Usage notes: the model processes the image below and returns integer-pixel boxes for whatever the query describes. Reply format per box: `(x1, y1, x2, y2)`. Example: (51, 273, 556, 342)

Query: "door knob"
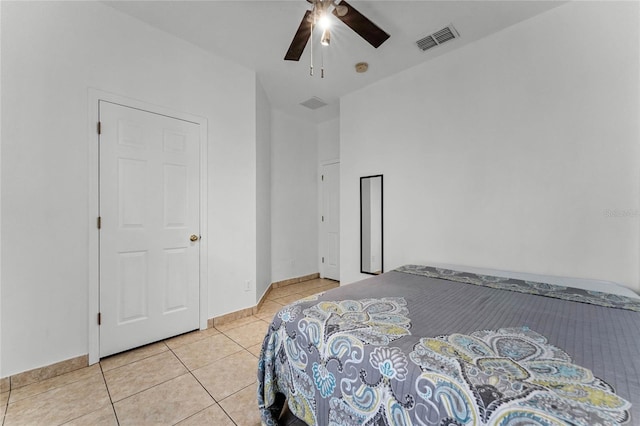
(190, 234, 199, 242)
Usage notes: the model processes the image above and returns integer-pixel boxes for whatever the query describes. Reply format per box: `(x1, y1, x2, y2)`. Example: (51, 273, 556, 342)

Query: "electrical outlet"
(245, 280, 251, 292)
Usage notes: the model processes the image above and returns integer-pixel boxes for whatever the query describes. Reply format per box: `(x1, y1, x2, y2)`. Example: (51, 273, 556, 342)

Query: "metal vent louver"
(300, 97, 328, 110)
(416, 25, 459, 52)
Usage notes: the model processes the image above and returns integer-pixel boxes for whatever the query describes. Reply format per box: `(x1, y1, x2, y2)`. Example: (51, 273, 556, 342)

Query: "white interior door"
(99, 101, 200, 357)
(321, 162, 340, 281)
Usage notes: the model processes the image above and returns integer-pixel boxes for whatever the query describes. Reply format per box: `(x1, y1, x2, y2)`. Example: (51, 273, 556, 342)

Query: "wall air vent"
(300, 97, 328, 110)
(416, 25, 459, 52)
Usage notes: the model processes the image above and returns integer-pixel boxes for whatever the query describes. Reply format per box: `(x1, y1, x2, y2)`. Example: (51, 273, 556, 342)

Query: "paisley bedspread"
(257, 267, 638, 425)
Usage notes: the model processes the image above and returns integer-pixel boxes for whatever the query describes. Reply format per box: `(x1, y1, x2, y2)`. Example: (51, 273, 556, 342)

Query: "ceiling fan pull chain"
(321, 43, 325, 78)
(310, 20, 314, 76)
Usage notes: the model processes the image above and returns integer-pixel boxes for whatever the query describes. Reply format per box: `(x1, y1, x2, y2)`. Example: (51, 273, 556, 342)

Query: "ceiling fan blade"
(285, 10, 313, 61)
(332, 0, 389, 48)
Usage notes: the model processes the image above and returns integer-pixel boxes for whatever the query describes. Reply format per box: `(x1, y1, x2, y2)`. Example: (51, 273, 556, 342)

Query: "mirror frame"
(360, 174, 383, 275)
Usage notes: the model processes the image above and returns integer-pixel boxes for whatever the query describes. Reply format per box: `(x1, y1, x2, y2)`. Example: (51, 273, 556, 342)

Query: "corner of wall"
(255, 78, 272, 302)
(0, 0, 3, 379)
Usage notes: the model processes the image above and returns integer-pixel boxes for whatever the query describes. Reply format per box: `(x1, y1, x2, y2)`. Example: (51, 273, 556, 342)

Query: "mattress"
(258, 265, 640, 425)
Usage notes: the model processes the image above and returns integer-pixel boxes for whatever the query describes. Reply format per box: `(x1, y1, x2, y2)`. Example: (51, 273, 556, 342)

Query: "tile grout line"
(166, 345, 238, 426)
(215, 315, 272, 333)
(4, 368, 113, 425)
(102, 366, 193, 409)
(100, 342, 171, 374)
(31, 364, 118, 426)
(7, 366, 107, 406)
(1, 389, 7, 426)
(167, 325, 275, 424)
(99, 362, 121, 426)
(164, 328, 225, 352)
(217, 381, 261, 424)
(168, 338, 249, 373)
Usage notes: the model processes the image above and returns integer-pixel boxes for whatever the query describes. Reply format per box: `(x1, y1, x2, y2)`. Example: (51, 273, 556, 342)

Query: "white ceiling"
(105, 0, 564, 123)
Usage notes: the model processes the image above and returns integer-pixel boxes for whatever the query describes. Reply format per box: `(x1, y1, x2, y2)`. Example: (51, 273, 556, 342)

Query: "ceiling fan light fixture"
(285, 0, 389, 64)
(318, 12, 331, 29)
(334, 3, 348, 17)
(321, 28, 331, 46)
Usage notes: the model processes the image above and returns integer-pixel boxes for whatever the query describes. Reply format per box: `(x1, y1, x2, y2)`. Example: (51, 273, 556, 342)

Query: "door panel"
(118, 251, 148, 324)
(164, 164, 188, 227)
(118, 158, 147, 228)
(164, 248, 189, 313)
(99, 101, 200, 357)
(327, 232, 339, 269)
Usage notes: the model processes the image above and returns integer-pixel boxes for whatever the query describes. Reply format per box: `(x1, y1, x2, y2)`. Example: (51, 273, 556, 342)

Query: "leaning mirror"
(360, 175, 383, 275)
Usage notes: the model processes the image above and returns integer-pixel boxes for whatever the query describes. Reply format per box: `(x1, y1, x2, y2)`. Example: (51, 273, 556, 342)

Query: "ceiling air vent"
(300, 97, 328, 110)
(416, 25, 459, 52)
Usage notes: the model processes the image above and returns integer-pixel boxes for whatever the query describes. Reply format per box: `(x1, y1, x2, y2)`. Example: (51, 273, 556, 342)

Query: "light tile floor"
(1, 278, 339, 426)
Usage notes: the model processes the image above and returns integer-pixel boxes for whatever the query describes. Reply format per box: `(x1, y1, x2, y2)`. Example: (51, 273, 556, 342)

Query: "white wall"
(256, 80, 272, 301)
(318, 118, 340, 163)
(341, 1, 640, 292)
(1, 1, 258, 377)
(0, 0, 3, 379)
(271, 110, 319, 282)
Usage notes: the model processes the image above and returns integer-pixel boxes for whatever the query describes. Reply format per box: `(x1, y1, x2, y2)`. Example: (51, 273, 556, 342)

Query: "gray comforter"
(258, 266, 640, 425)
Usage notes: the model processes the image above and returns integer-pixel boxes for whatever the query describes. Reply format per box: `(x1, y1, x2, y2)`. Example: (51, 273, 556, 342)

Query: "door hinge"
(322, 257, 325, 263)
(97, 121, 102, 135)
(97, 216, 102, 229)
(98, 312, 102, 325)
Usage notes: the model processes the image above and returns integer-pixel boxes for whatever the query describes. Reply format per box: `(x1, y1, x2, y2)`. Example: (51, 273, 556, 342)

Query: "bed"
(258, 264, 640, 425)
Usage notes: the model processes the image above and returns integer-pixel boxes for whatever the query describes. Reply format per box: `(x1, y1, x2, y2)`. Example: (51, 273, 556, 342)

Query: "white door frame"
(319, 159, 340, 279)
(87, 89, 208, 364)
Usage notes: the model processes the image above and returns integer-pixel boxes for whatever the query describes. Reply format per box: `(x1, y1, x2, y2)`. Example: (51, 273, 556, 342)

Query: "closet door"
(321, 162, 340, 281)
(99, 101, 200, 357)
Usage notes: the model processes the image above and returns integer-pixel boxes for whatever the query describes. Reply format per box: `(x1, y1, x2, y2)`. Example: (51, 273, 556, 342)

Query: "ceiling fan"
(284, 0, 390, 62)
